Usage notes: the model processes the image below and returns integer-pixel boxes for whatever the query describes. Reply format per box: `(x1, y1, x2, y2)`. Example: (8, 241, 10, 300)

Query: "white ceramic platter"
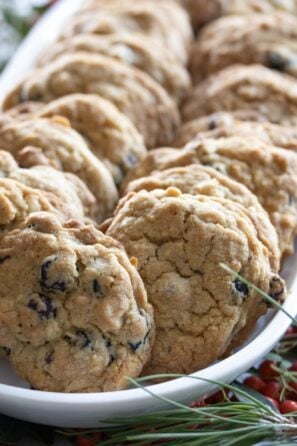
(0, 0, 297, 429)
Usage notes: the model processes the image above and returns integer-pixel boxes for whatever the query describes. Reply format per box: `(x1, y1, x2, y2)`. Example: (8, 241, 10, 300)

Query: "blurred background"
(0, 0, 56, 72)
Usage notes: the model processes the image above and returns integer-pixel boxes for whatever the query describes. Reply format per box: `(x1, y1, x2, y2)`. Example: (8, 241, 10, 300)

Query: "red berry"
(262, 381, 281, 400)
(289, 361, 297, 372)
(259, 360, 279, 380)
(244, 376, 265, 392)
(285, 326, 294, 336)
(76, 436, 97, 446)
(205, 390, 226, 404)
(280, 400, 297, 414)
(265, 397, 280, 410)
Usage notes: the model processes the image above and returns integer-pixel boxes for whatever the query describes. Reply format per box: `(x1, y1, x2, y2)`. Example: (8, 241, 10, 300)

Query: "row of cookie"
(3, 0, 194, 152)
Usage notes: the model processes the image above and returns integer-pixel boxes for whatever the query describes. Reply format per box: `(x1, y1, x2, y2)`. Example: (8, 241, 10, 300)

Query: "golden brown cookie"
(124, 164, 280, 271)
(0, 116, 118, 222)
(71, 1, 193, 64)
(123, 136, 297, 259)
(182, 65, 297, 126)
(0, 151, 96, 222)
(221, 0, 297, 16)
(84, 0, 222, 30)
(38, 34, 191, 102)
(0, 212, 154, 392)
(190, 13, 297, 84)
(3, 53, 180, 149)
(106, 188, 284, 375)
(0, 178, 77, 231)
(174, 111, 297, 149)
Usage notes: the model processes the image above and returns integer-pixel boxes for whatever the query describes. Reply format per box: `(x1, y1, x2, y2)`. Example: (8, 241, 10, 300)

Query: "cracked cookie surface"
(0, 151, 96, 222)
(122, 136, 297, 259)
(106, 188, 284, 375)
(190, 13, 297, 84)
(182, 65, 297, 126)
(39, 34, 191, 103)
(0, 212, 154, 392)
(3, 54, 180, 149)
(0, 116, 118, 221)
(0, 178, 77, 232)
(123, 164, 280, 271)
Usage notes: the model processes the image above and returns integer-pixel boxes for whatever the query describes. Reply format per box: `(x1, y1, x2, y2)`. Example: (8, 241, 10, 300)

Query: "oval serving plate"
(0, 0, 296, 429)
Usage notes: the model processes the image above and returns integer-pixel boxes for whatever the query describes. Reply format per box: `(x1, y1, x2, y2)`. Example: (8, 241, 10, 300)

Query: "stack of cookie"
(0, 0, 293, 392)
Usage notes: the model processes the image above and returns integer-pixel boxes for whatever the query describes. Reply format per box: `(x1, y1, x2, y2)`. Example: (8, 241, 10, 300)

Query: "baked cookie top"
(38, 34, 191, 103)
(124, 164, 280, 271)
(190, 13, 297, 83)
(0, 116, 118, 222)
(0, 150, 96, 222)
(3, 53, 180, 149)
(0, 178, 77, 231)
(174, 111, 297, 149)
(106, 188, 284, 375)
(35, 94, 147, 184)
(0, 212, 154, 392)
(70, 0, 193, 64)
(221, 0, 297, 16)
(123, 136, 297, 258)
(182, 64, 297, 126)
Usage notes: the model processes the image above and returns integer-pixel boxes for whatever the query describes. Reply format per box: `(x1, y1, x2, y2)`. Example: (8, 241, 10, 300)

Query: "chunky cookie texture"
(68, 1, 193, 64)
(0, 151, 96, 222)
(34, 94, 147, 184)
(3, 53, 180, 149)
(124, 164, 280, 271)
(39, 34, 191, 103)
(221, 0, 297, 16)
(0, 178, 77, 231)
(181, 65, 297, 126)
(174, 112, 297, 149)
(190, 13, 297, 84)
(0, 213, 154, 392)
(0, 116, 118, 222)
(106, 189, 285, 375)
(123, 136, 297, 259)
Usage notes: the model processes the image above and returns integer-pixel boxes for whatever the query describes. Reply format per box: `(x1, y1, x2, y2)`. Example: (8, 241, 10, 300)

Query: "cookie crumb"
(165, 187, 182, 197)
(51, 115, 71, 128)
(130, 257, 138, 268)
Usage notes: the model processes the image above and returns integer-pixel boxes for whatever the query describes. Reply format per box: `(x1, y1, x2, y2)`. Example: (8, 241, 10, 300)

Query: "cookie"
(0, 178, 77, 231)
(106, 188, 284, 375)
(36, 94, 146, 184)
(174, 112, 297, 149)
(38, 34, 191, 103)
(124, 164, 280, 271)
(0, 212, 154, 392)
(0, 150, 96, 222)
(123, 136, 297, 258)
(182, 65, 297, 126)
(221, 0, 297, 16)
(190, 13, 297, 84)
(3, 53, 180, 149)
(84, 0, 221, 30)
(68, 1, 192, 64)
(0, 116, 118, 222)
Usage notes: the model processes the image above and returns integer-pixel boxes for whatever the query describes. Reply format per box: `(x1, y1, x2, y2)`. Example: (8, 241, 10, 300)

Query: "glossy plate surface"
(0, 0, 296, 428)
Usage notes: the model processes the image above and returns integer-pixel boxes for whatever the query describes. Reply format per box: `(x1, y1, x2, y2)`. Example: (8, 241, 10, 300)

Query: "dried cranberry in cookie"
(189, 13, 297, 83)
(106, 189, 285, 375)
(0, 213, 154, 392)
